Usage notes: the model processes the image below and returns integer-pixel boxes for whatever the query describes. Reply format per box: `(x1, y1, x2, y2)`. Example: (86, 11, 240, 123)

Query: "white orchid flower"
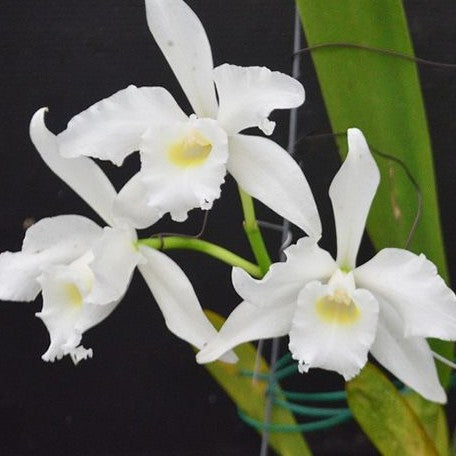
(0, 108, 236, 364)
(197, 128, 456, 404)
(56, 0, 321, 238)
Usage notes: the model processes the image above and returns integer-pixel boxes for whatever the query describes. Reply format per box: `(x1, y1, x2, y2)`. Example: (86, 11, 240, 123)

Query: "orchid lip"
(64, 283, 84, 309)
(315, 291, 360, 325)
(168, 130, 212, 168)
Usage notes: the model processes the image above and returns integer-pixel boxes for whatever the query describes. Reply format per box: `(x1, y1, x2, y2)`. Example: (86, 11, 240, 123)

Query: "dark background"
(0, 1, 455, 454)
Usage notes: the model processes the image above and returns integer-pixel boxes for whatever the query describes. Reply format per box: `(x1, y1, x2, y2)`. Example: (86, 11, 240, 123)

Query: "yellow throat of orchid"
(315, 288, 360, 325)
(65, 283, 84, 308)
(168, 130, 212, 168)
(63, 259, 95, 309)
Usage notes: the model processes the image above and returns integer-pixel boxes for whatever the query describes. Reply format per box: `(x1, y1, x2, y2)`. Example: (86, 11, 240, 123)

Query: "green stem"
(137, 236, 262, 278)
(238, 187, 272, 274)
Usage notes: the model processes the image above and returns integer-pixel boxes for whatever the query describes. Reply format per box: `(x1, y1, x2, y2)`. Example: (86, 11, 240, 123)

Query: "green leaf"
(347, 363, 439, 455)
(404, 392, 449, 456)
(295, 0, 453, 386)
(201, 310, 312, 456)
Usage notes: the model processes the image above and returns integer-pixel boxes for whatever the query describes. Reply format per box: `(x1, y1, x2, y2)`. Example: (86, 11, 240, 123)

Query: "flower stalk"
(137, 235, 263, 278)
(238, 187, 272, 275)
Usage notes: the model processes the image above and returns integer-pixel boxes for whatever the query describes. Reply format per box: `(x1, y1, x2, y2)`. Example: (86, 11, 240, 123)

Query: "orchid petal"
(115, 116, 228, 228)
(138, 246, 237, 362)
(21, 215, 102, 254)
(145, 0, 218, 118)
(30, 109, 118, 226)
(370, 296, 446, 403)
(58, 86, 186, 166)
(289, 279, 379, 380)
(139, 116, 228, 222)
(37, 253, 119, 363)
(196, 300, 295, 364)
(0, 252, 53, 302)
(215, 64, 305, 135)
(233, 237, 336, 307)
(228, 134, 321, 237)
(355, 248, 456, 340)
(329, 128, 380, 270)
(86, 227, 141, 305)
(0, 215, 102, 302)
(114, 171, 162, 229)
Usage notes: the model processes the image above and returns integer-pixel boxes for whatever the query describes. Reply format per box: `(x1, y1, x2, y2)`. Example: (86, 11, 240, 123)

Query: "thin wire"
(151, 210, 209, 240)
(274, 353, 293, 370)
(277, 388, 347, 402)
(258, 8, 302, 456)
(251, 339, 266, 384)
(239, 370, 270, 381)
(295, 42, 456, 70)
(272, 398, 349, 417)
(280, 0, 302, 260)
(257, 221, 293, 256)
(369, 145, 423, 250)
(274, 364, 299, 382)
(259, 339, 280, 456)
(257, 220, 288, 232)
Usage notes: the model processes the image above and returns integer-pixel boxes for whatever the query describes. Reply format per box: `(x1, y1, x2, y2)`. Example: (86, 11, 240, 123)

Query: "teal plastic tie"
(272, 398, 350, 417)
(238, 408, 352, 433)
(237, 356, 456, 434)
(278, 388, 347, 402)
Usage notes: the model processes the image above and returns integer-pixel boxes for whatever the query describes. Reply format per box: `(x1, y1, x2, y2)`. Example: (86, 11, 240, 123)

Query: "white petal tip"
(346, 128, 377, 168)
(30, 107, 49, 131)
(196, 345, 232, 364)
(347, 127, 363, 139)
(34, 106, 49, 116)
(216, 350, 239, 364)
(195, 350, 213, 364)
(224, 355, 239, 364)
(432, 391, 447, 404)
(412, 387, 447, 404)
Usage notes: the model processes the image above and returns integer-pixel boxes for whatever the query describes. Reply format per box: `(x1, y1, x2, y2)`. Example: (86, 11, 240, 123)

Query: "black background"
(0, 1, 455, 455)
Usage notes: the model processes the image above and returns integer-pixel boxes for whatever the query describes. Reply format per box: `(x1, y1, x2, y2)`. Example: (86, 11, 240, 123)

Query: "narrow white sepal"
(330, 128, 380, 270)
(30, 108, 118, 227)
(58, 86, 186, 166)
(197, 300, 295, 364)
(370, 297, 446, 403)
(228, 134, 321, 238)
(145, 0, 218, 118)
(138, 246, 237, 363)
